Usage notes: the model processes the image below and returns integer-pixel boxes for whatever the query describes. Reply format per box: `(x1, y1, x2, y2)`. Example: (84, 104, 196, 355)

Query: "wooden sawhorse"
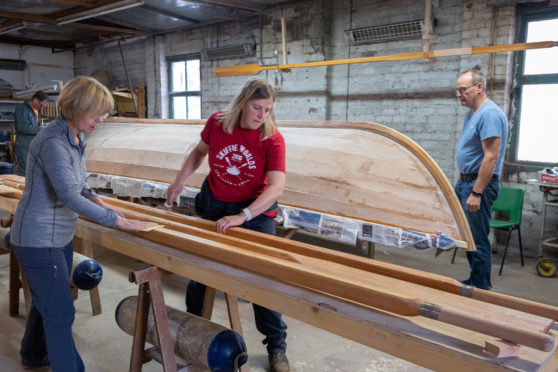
(128, 265, 248, 372)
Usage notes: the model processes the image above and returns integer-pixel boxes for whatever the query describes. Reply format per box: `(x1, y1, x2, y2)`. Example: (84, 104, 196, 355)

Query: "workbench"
(526, 179, 558, 277)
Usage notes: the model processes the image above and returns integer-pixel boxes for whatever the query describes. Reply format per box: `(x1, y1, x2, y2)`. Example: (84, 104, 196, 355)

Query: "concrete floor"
(1, 229, 557, 372)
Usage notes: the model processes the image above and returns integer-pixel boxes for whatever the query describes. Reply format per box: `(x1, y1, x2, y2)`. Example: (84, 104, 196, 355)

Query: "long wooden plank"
(0, 184, 552, 351)
(215, 41, 558, 77)
(99, 195, 558, 322)
(1, 178, 556, 323)
(109, 205, 554, 336)
(75, 220, 558, 372)
(85, 120, 475, 249)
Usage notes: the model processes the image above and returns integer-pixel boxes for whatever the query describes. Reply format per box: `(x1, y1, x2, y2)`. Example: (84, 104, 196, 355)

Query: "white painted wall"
(0, 43, 74, 93)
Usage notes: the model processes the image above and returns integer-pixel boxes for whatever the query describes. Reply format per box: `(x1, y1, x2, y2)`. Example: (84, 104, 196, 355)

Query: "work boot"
(268, 351, 289, 372)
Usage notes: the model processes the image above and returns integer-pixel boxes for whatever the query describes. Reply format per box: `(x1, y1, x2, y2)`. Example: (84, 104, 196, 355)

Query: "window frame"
(167, 53, 201, 119)
(509, 9, 558, 169)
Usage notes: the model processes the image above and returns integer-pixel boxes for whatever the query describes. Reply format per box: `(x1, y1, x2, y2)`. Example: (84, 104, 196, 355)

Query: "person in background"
(11, 76, 157, 371)
(14, 90, 49, 176)
(166, 78, 289, 372)
(454, 65, 508, 290)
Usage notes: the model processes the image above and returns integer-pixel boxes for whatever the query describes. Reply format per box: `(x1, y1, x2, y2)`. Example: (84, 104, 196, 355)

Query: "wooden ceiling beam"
(21, 27, 78, 39)
(64, 21, 146, 35)
(0, 10, 56, 24)
(50, 0, 96, 7)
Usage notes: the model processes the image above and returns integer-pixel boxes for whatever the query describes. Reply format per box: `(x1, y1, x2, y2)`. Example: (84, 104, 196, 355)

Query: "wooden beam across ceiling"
(50, 0, 95, 7)
(65, 21, 146, 35)
(0, 10, 56, 25)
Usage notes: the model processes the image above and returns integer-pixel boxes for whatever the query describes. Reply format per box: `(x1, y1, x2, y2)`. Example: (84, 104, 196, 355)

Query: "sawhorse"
(128, 264, 249, 372)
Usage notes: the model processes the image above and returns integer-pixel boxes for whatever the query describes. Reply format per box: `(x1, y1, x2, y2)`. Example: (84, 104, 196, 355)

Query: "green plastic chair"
(491, 187, 525, 275)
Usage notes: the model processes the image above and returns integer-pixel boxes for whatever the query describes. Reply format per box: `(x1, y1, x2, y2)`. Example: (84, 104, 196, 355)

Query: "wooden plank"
(215, 41, 558, 77)
(100, 195, 558, 322)
(2, 182, 557, 323)
(85, 120, 474, 249)
(74, 220, 558, 372)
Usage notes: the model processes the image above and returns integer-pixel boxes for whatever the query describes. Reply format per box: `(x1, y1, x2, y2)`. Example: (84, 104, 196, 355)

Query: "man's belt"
(459, 173, 499, 182)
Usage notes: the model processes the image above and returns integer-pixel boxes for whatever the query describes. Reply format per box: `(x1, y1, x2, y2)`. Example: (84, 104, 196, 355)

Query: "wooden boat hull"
(85, 118, 474, 249)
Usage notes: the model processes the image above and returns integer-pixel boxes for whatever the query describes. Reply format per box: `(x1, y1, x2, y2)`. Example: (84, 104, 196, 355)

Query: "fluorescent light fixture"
(0, 22, 26, 36)
(56, 0, 144, 25)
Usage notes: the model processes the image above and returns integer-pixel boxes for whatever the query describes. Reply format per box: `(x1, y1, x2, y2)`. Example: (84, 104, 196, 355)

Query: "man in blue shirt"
(14, 91, 49, 176)
(454, 66, 508, 290)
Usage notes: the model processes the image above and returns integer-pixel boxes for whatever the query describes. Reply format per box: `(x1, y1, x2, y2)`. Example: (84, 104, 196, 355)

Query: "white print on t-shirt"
(213, 144, 257, 186)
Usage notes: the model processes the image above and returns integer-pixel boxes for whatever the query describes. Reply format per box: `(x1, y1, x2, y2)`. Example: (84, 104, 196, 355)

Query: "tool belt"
(459, 173, 499, 182)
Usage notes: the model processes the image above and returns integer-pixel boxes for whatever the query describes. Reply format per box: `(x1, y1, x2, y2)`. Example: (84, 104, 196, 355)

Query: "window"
(511, 10, 558, 165)
(168, 54, 201, 119)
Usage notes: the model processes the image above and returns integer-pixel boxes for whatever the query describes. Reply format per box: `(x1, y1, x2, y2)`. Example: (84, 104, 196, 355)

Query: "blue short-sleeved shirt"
(456, 100, 508, 175)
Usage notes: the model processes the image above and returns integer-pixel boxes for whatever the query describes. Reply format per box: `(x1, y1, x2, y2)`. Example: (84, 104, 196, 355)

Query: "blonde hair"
(219, 78, 277, 140)
(58, 76, 114, 123)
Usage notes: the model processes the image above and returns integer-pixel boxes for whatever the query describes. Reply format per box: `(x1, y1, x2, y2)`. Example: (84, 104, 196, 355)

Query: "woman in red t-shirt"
(166, 78, 289, 371)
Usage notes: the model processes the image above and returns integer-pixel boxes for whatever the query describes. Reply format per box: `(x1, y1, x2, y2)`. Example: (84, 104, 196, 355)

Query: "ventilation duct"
(0, 59, 27, 71)
(345, 20, 423, 44)
(201, 41, 256, 60)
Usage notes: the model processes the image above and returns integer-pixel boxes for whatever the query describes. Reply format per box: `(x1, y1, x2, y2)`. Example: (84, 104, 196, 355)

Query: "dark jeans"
(187, 179, 287, 353)
(13, 240, 85, 372)
(454, 177, 500, 290)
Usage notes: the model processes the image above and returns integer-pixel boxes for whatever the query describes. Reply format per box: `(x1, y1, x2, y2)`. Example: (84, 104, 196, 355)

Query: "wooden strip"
(129, 227, 553, 351)
(74, 220, 558, 371)
(215, 41, 558, 77)
(2, 181, 555, 349)
(100, 196, 558, 322)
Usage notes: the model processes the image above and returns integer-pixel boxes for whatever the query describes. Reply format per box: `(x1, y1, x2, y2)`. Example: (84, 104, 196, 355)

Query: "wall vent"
(345, 20, 423, 44)
(0, 59, 26, 71)
(201, 42, 255, 60)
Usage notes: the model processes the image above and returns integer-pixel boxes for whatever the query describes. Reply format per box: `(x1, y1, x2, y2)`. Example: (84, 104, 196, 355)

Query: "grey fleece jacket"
(11, 116, 118, 248)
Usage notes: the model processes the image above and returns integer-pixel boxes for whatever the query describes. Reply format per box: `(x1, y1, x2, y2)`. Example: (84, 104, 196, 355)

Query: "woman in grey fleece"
(10, 76, 156, 371)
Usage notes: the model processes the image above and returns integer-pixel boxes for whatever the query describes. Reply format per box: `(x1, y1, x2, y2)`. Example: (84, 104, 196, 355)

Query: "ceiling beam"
(0, 21, 26, 36)
(141, 4, 200, 24)
(64, 21, 146, 35)
(0, 10, 56, 24)
(50, 0, 95, 7)
(21, 27, 80, 39)
(56, 0, 144, 25)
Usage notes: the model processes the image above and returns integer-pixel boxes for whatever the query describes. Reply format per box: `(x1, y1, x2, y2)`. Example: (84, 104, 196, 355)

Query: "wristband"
(242, 208, 253, 221)
(471, 190, 482, 197)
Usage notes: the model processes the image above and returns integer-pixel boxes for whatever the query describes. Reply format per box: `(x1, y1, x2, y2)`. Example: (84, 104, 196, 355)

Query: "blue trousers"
(187, 180, 287, 353)
(13, 240, 85, 372)
(454, 177, 500, 290)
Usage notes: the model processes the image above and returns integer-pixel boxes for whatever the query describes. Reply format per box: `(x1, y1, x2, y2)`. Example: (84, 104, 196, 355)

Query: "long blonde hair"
(219, 78, 277, 140)
(58, 76, 113, 123)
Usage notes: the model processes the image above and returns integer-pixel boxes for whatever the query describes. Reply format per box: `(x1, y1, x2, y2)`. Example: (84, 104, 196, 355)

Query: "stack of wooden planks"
(1, 174, 557, 361)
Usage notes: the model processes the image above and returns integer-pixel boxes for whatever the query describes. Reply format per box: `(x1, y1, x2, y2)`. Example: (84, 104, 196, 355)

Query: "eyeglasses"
(456, 83, 478, 95)
(95, 112, 110, 120)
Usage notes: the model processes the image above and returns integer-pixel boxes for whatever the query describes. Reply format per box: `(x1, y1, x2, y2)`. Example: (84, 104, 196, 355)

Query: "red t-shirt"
(201, 112, 286, 203)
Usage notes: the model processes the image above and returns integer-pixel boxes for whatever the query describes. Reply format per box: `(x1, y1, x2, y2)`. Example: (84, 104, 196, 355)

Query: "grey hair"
(461, 65, 487, 91)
